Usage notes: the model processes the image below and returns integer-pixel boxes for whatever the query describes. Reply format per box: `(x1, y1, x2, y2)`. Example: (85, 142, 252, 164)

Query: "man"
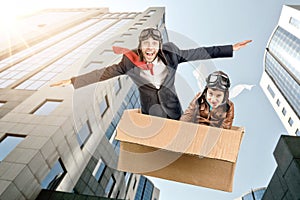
(51, 28, 251, 120)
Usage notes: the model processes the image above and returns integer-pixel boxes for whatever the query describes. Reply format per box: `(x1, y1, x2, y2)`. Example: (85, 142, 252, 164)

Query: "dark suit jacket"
(71, 42, 233, 120)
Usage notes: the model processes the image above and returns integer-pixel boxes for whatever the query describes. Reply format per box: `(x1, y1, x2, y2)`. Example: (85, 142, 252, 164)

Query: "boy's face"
(206, 88, 225, 108)
(140, 37, 160, 63)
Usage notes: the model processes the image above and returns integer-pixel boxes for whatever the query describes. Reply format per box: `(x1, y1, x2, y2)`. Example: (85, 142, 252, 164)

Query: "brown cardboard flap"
(116, 109, 244, 163)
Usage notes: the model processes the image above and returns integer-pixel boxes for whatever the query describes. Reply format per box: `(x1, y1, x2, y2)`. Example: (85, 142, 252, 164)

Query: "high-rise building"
(0, 7, 164, 200)
(235, 187, 266, 200)
(260, 5, 300, 136)
(262, 135, 300, 200)
(255, 5, 300, 200)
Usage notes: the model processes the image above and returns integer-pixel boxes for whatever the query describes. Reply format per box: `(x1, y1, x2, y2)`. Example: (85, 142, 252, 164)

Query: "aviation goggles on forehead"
(206, 73, 231, 90)
(139, 28, 162, 41)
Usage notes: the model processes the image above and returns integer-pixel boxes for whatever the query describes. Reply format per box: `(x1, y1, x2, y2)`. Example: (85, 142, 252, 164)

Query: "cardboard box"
(116, 109, 244, 192)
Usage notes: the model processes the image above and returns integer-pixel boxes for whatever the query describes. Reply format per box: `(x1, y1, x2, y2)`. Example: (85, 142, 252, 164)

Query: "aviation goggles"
(139, 28, 162, 41)
(206, 72, 231, 90)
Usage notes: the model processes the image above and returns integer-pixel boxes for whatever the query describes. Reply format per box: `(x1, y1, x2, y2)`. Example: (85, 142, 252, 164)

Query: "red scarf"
(112, 46, 154, 75)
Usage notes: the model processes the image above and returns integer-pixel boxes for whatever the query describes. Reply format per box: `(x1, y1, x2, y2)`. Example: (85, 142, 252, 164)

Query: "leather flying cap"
(206, 71, 231, 91)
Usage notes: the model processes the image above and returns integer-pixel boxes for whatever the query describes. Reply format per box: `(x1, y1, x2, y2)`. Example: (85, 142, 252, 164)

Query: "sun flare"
(0, 2, 21, 30)
(0, 0, 43, 30)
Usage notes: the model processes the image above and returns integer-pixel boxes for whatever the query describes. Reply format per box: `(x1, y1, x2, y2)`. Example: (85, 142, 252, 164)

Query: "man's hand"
(233, 40, 252, 51)
(50, 79, 72, 87)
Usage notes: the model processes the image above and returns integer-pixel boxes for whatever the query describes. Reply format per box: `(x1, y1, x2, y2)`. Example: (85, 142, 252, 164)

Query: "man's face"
(206, 88, 225, 108)
(140, 37, 160, 63)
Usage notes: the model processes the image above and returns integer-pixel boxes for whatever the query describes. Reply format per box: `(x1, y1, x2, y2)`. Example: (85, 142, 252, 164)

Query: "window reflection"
(134, 176, 154, 200)
(41, 158, 66, 190)
(114, 78, 121, 95)
(0, 101, 6, 107)
(0, 134, 25, 161)
(92, 159, 106, 181)
(99, 95, 109, 117)
(265, 52, 300, 116)
(289, 17, 300, 30)
(32, 100, 62, 115)
(268, 27, 300, 82)
(105, 175, 116, 198)
(76, 120, 92, 148)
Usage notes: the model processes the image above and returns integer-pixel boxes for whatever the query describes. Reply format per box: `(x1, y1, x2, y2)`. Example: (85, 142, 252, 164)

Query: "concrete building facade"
(0, 7, 164, 200)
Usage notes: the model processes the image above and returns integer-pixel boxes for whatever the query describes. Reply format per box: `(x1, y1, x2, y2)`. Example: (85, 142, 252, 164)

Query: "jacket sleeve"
(180, 92, 202, 122)
(71, 56, 127, 89)
(221, 101, 234, 129)
(165, 42, 233, 63)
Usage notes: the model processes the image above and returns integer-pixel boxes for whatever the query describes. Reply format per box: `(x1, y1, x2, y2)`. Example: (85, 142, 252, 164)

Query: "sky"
(2, 0, 299, 199)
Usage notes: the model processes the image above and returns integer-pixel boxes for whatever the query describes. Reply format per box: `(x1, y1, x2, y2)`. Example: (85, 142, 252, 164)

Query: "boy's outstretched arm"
(233, 40, 252, 51)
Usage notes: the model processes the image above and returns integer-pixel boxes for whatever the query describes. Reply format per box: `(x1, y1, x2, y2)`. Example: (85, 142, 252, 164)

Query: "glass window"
(105, 123, 116, 140)
(112, 139, 120, 155)
(265, 52, 300, 117)
(109, 129, 120, 154)
(0, 134, 25, 161)
(158, 18, 163, 29)
(41, 158, 66, 190)
(127, 13, 137, 18)
(289, 17, 300, 30)
(134, 23, 143, 27)
(253, 188, 266, 199)
(0, 80, 14, 88)
(114, 78, 121, 95)
(0, 101, 6, 107)
(135, 176, 145, 200)
(32, 100, 62, 115)
(99, 95, 109, 117)
(105, 175, 116, 198)
(116, 190, 120, 199)
(112, 41, 125, 46)
(135, 176, 154, 200)
(242, 188, 266, 200)
(282, 107, 287, 116)
(124, 172, 131, 186)
(128, 27, 138, 31)
(144, 180, 154, 200)
(133, 177, 137, 190)
(242, 193, 254, 200)
(267, 85, 275, 98)
(121, 33, 132, 38)
(99, 50, 114, 56)
(92, 159, 106, 181)
(110, 13, 119, 18)
(276, 99, 281, 106)
(268, 27, 300, 82)
(76, 120, 92, 148)
(112, 112, 121, 127)
(147, 10, 156, 15)
(296, 129, 300, 136)
(102, 13, 112, 18)
(288, 117, 294, 126)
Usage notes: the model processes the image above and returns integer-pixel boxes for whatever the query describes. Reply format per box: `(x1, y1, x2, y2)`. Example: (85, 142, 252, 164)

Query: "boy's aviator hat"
(204, 70, 231, 105)
(206, 71, 231, 91)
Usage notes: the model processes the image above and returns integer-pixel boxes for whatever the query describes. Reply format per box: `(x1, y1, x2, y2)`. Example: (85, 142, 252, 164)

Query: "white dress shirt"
(140, 58, 168, 89)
